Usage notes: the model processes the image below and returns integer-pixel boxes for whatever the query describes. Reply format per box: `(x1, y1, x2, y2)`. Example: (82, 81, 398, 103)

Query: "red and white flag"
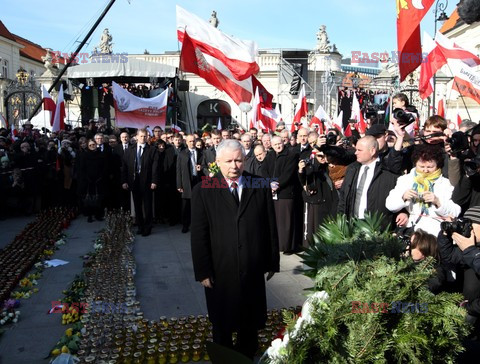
(42, 85, 56, 127)
(331, 110, 343, 132)
(351, 91, 367, 134)
(309, 104, 330, 134)
(449, 103, 461, 130)
(420, 31, 480, 99)
(396, 0, 435, 81)
(291, 84, 308, 132)
(51, 84, 65, 133)
(437, 98, 445, 118)
(176, 6, 259, 81)
(113, 81, 168, 129)
(451, 62, 480, 105)
(171, 124, 182, 132)
(250, 87, 264, 130)
(179, 31, 254, 105)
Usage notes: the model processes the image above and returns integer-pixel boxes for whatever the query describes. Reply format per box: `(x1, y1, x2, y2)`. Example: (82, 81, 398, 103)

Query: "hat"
(277, 121, 285, 127)
(464, 206, 480, 225)
(365, 124, 387, 136)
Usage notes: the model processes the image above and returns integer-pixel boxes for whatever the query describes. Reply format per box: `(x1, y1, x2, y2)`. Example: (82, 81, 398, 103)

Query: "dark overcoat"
(176, 148, 203, 199)
(191, 172, 280, 332)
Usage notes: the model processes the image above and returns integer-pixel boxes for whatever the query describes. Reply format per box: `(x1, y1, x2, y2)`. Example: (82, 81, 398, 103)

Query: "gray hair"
(241, 133, 252, 142)
(216, 139, 245, 159)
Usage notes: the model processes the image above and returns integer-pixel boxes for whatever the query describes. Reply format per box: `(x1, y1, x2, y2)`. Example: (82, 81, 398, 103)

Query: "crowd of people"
(1, 91, 480, 354)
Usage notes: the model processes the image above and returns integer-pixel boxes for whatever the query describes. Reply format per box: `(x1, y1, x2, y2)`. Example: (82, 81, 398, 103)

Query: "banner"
(113, 81, 168, 129)
(451, 62, 480, 105)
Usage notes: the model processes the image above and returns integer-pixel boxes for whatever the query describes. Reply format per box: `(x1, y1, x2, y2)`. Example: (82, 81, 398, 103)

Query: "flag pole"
(28, 0, 118, 121)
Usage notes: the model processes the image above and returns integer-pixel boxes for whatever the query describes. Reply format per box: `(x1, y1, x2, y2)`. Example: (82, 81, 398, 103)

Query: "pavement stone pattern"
(0, 216, 312, 363)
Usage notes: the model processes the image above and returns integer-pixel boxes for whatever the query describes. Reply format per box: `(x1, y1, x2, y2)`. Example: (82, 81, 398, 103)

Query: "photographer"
(437, 206, 480, 321)
(298, 149, 338, 247)
(385, 144, 460, 236)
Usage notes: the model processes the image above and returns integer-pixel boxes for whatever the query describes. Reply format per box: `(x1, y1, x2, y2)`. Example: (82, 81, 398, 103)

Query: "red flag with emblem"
(397, 0, 435, 81)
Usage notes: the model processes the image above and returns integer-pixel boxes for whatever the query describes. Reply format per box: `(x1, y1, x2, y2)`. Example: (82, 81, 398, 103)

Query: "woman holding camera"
(298, 149, 338, 247)
(386, 144, 460, 236)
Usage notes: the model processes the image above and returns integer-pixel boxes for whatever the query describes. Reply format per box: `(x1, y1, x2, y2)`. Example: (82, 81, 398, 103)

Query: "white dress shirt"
(226, 176, 244, 202)
(356, 158, 379, 219)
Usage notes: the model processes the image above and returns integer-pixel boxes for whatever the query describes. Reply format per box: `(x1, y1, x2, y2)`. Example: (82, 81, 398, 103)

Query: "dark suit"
(202, 146, 217, 176)
(112, 143, 130, 210)
(338, 161, 398, 228)
(243, 148, 255, 174)
(176, 148, 203, 230)
(121, 143, 159, 233)
(191, 172, 279, 358)
(164, 145, 184, 225)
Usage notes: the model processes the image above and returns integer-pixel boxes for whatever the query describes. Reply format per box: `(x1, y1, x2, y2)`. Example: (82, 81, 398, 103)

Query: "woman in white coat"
(386, 144, 460, 236)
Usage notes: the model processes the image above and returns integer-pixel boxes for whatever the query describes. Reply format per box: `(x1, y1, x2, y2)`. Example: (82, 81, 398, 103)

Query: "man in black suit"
(202, 130, 221, 176)
(112, 131, 131, 211)
(191, 139, 279, 359)
(240, 133, 255, 174)
(163, 134, 184, 225)
(338, 135, 398, 227)
(177, 134, 203, 233)
(121, 129, 159, 236)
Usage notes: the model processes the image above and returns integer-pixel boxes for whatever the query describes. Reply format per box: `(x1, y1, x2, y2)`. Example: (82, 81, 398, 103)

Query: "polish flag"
(451, 62, 480, 105)
(449, 103, 461, 130)
(274, 104, 283, 123)
(171, 124, 182, 132)
(291, 84, 308, 132)
(351, 92, 367, 134)
(176, 6, 259, 81)
(332, 110, 343, 132)
(42, 85, 56, 126)
(396, 0, 435, 81)
(51, 84, 65, 133)
(180, 31, 253, 105)
(259, 107, 279, 132)
(250, 87, 265, 130)
(344, 123, 352, 137)
(437, 98, 445, 118)
(309, 104, 330, 134)
(419, 31, 480, 99)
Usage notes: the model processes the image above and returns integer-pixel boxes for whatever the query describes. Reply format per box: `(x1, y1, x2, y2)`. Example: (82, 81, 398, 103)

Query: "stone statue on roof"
(316, 25, 331, 52)
(209, 11, 219, 28)
(97, 28, 113, 54)
(41, 49, 56, 72)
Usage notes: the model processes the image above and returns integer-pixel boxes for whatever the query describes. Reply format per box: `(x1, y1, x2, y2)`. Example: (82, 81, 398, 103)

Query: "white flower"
(266, 338, 287, 362)
(0, 319, 5, 325)
(55, 239, 66, 246)
(15, 311, 20, 316)
(12, 318, 18, 323)
(8, 313, 14, 318)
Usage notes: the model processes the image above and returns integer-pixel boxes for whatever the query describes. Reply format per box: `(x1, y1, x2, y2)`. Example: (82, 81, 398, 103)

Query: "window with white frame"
(1, 59, 8, 79)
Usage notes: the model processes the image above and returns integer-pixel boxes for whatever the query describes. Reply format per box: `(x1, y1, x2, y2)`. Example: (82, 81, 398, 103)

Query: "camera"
(464, 157, 480, 177)
(440, 218, 473, 238)
(326, 133, 337, 146)
(301, 158, 312, 166)
(392, 108, 416, 127)
(446, 131, 469, 153)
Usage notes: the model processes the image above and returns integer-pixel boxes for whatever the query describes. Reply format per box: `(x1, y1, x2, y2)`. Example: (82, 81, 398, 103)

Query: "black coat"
(243, 148, 255, 174)
(176, 148, 204, 199)
(338, 161, 398, 227)
(78, 149, 108, 196)
(261, 148, 298, 199)
(191, 172, 279, 332)
(121, 143, 159, 190)
(163, 145, 183, 188)
(202, 146, 216, 176)
(298, 161, 338, 209)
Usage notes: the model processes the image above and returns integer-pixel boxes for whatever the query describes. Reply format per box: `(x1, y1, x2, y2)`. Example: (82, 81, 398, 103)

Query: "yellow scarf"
(413, 168, 442, 214)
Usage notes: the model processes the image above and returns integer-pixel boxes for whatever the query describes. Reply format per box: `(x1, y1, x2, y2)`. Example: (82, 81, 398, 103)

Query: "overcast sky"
(2, 0, 457, 60)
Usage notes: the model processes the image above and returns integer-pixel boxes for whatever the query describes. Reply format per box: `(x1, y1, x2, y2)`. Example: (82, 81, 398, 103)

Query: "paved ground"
(0, 215, 312, 363)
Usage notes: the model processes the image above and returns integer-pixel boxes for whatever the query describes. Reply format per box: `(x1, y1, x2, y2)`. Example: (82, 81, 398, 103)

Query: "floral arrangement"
(11, 273, 41, 299)
(264, 213, 471, 363)
(0, 299, 21, 331)
(208, 161, 220, 176)
(50, 323, 83, 357)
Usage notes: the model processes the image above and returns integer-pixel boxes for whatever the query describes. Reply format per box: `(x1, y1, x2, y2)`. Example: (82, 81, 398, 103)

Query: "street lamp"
(432, 0, 449, 115)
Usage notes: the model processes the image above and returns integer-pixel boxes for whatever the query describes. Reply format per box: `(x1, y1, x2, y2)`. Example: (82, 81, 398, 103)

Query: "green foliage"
(270, 214, 471, 364)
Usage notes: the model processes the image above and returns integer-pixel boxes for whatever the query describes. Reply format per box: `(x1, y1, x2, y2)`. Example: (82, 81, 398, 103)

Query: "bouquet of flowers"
(208, 162, 220, 176)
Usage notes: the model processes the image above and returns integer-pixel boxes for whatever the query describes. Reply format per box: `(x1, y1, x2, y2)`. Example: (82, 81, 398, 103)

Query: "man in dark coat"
(163, 134, 184, 225)
(240, 133, 255, 174)
(121, 129, 159, 236)
(113, 131, 131, 211)
(177, 134, 203, 233)
(191, 139, 279, 360)
(338, 136, 398, 228)
(202, 130, 221, 176)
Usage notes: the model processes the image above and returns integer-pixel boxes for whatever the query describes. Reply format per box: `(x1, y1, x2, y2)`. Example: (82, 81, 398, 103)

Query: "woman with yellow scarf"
(386, 144, 461, 236)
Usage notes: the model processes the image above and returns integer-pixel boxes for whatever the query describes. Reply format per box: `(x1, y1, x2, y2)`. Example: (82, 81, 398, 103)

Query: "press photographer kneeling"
(437, 206, 480, 326)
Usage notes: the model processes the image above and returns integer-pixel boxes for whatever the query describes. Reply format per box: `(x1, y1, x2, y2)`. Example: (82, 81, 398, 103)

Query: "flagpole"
(27, 0, 118, 121)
